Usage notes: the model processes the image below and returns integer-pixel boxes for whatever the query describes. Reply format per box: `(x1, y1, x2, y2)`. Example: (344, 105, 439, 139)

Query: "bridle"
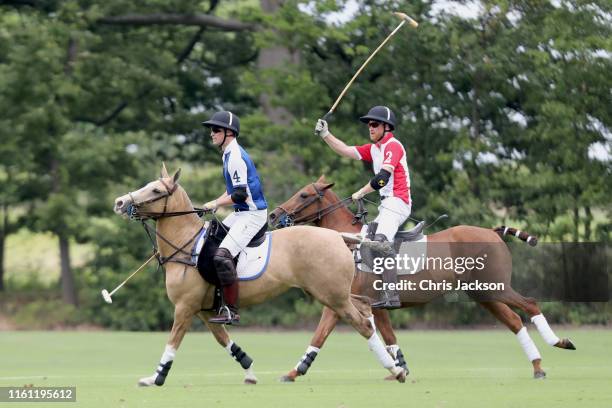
(127, 178, 205, 221)
(273, 183, 362, 228)
(126, 178, 208, 266)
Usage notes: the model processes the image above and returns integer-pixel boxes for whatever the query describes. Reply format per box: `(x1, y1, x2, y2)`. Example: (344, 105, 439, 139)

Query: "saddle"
(356, 221, 427, 275)
(196, 219, 268, 286)
(393, 221, 425, 252)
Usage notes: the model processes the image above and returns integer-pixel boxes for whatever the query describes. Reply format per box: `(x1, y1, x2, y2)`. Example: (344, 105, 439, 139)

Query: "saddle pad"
(236, 232, 272, 281)
(357, 235, 428, 275)
(192, 229, 272, 281)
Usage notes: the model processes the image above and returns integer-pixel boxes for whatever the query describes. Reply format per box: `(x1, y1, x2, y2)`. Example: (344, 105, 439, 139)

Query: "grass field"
(1, 329, 610, 408)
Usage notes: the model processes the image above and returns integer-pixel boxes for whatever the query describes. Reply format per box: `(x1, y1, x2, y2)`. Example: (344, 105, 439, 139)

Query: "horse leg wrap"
(295, 346, 319, 375)
(229, 342, 253, 370)
(531, 314, 560, 346)
(516, 327, 541, 362)
(387, 345, 408, 371)
(154, 361, 173, 386)
(395, 348, 408, 371)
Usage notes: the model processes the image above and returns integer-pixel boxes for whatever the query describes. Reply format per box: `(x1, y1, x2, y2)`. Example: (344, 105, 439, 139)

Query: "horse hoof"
(391, 368, 407, 383)
(279, 375, 296, 383)
(533, 371, 546, 379)
(562, 338, 576, 350)
(244, 377, 257, 385)
(384, 374, 397, 381)
(138, 375, 157, 387)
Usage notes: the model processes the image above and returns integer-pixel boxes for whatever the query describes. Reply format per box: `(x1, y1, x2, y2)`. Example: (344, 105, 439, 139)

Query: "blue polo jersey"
(222, 139, 267, 211)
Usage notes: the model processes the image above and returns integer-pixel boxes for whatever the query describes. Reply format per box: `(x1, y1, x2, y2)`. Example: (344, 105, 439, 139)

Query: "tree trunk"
(584, 206, 592, 241)
(257, 0, 296, 125)
(572, 205, 580, 241)
(51, 157, 78, 305)
(59, 234, 77, 306)
(0, 194, 7, 291)
(0, 227, 5, 292)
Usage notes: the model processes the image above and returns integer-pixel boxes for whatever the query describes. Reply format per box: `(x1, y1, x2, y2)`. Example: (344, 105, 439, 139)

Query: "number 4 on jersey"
(233, 170, 241, 184)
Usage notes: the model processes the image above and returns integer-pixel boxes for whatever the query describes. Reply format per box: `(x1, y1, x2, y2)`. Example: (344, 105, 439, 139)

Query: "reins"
(274, 183, 364, 226)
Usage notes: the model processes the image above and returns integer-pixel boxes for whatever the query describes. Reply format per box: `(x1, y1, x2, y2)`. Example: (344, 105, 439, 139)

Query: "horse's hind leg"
(198, 311, 258, 384)
(502, 290, 576, 351)
(479, 301, 546, 379)
(373, 308, 409, 379)
(280, 305, 339, 382)
(138, 303, 197, 387)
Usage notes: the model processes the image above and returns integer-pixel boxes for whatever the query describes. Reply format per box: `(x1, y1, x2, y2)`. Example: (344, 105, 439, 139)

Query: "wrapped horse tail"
(494, 225, 538, 247)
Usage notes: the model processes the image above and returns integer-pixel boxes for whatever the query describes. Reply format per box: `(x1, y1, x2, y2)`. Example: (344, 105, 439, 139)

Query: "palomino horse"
(269, 176, 576, 381)
(113, 165, 407, 386)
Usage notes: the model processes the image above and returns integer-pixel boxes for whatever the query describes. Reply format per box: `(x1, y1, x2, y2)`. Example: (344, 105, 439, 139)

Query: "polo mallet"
(101, 252, 159, 304)
(321, 12, 418, 121)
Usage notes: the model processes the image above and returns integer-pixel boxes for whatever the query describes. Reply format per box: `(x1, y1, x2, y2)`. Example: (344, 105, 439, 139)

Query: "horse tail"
(494, 225, 538, 247)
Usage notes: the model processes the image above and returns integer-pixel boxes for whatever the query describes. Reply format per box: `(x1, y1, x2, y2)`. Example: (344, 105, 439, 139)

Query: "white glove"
(351, 189, 366, 201)
(202, 200, 218, 212)
(314, 119, 330, 138)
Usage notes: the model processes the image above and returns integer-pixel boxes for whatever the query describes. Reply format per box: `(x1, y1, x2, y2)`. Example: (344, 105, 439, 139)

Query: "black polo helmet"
(202, 111, 240, 136)
(359, 106, 396, 130)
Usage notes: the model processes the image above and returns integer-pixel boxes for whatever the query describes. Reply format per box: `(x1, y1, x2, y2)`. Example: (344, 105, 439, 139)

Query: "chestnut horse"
(269, 176, 576, 380)
(113, 166, 407, 387)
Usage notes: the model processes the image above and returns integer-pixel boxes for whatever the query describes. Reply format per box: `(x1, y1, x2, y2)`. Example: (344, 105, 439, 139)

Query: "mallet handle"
(109, 252, 159, 296)
(327, 19, 407, 116)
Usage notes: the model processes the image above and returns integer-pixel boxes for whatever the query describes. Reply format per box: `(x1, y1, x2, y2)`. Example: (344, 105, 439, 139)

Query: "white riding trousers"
(220, 209, 268, 257)
(360, 197, 411, 242)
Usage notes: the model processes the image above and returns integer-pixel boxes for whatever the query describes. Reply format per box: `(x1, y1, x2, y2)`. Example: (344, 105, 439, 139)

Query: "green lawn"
(0, 329, 610, 408)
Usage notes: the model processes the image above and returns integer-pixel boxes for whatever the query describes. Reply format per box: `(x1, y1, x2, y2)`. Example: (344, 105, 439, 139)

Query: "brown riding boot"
(209, 281, 240, 325)
(209, 248, 240, 325)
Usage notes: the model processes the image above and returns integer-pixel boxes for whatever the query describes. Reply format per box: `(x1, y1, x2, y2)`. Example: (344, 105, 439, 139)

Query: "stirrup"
(208, 305, 240, 325)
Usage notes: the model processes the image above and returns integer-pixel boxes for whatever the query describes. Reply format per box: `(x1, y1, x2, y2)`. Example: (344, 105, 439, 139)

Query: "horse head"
(268, 175, 335, 228)
(114, 163, 182, 220)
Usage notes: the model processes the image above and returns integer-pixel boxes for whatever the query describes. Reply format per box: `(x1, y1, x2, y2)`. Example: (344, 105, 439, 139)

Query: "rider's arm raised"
(322, 133, 361, 160)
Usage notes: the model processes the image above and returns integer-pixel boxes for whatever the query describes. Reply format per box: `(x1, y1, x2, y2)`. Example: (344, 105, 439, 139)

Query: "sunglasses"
(368, 121, 382, 129)
(211, 127, 223, 133)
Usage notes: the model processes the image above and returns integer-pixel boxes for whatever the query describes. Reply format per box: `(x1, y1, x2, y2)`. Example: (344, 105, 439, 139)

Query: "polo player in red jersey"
(315, 106, 412, 309)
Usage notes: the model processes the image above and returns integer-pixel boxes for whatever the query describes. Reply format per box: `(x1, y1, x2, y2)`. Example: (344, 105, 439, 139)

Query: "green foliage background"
(0, 0, 610, 329)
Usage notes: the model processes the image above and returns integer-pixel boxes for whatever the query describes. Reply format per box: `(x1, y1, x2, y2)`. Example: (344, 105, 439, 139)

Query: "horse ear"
(161, 162, 170, 178)
(316, 175, 327, 183)
(173, 168, 182, 183)
(321, 182, 335, 190)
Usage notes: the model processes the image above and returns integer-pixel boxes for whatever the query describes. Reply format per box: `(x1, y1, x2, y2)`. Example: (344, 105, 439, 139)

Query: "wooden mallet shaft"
(322, 12, 418, 120)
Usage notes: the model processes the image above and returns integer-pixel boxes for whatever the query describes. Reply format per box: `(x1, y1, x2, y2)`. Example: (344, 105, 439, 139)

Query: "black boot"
(369, 236, 401, 310)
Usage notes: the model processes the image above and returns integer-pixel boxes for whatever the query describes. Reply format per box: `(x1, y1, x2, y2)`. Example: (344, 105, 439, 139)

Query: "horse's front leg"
(198, 311, 258, 384)
(138, 302, 197, 387)
(280, 305, 339, 382)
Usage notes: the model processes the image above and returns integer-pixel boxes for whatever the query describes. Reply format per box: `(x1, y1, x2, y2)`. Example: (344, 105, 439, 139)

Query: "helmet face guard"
(359, 106, 396, 130)
(202, 111, 240, 136)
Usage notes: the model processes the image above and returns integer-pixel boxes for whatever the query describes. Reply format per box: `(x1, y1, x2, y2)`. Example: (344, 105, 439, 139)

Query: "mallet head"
(394, 12, 419, 28)
(101, 289, 113, 304)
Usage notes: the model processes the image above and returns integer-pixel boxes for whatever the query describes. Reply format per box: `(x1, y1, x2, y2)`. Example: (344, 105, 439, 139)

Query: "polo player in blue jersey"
(202, 111, 268, 324)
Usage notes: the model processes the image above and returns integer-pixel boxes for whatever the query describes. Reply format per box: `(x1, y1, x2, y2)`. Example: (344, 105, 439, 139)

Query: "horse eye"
(300, 192, 309, 199)
(153, 188, 162, 194)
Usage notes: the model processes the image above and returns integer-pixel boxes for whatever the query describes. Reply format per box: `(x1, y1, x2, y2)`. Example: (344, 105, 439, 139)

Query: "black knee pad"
(213, 248, 237, 286)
